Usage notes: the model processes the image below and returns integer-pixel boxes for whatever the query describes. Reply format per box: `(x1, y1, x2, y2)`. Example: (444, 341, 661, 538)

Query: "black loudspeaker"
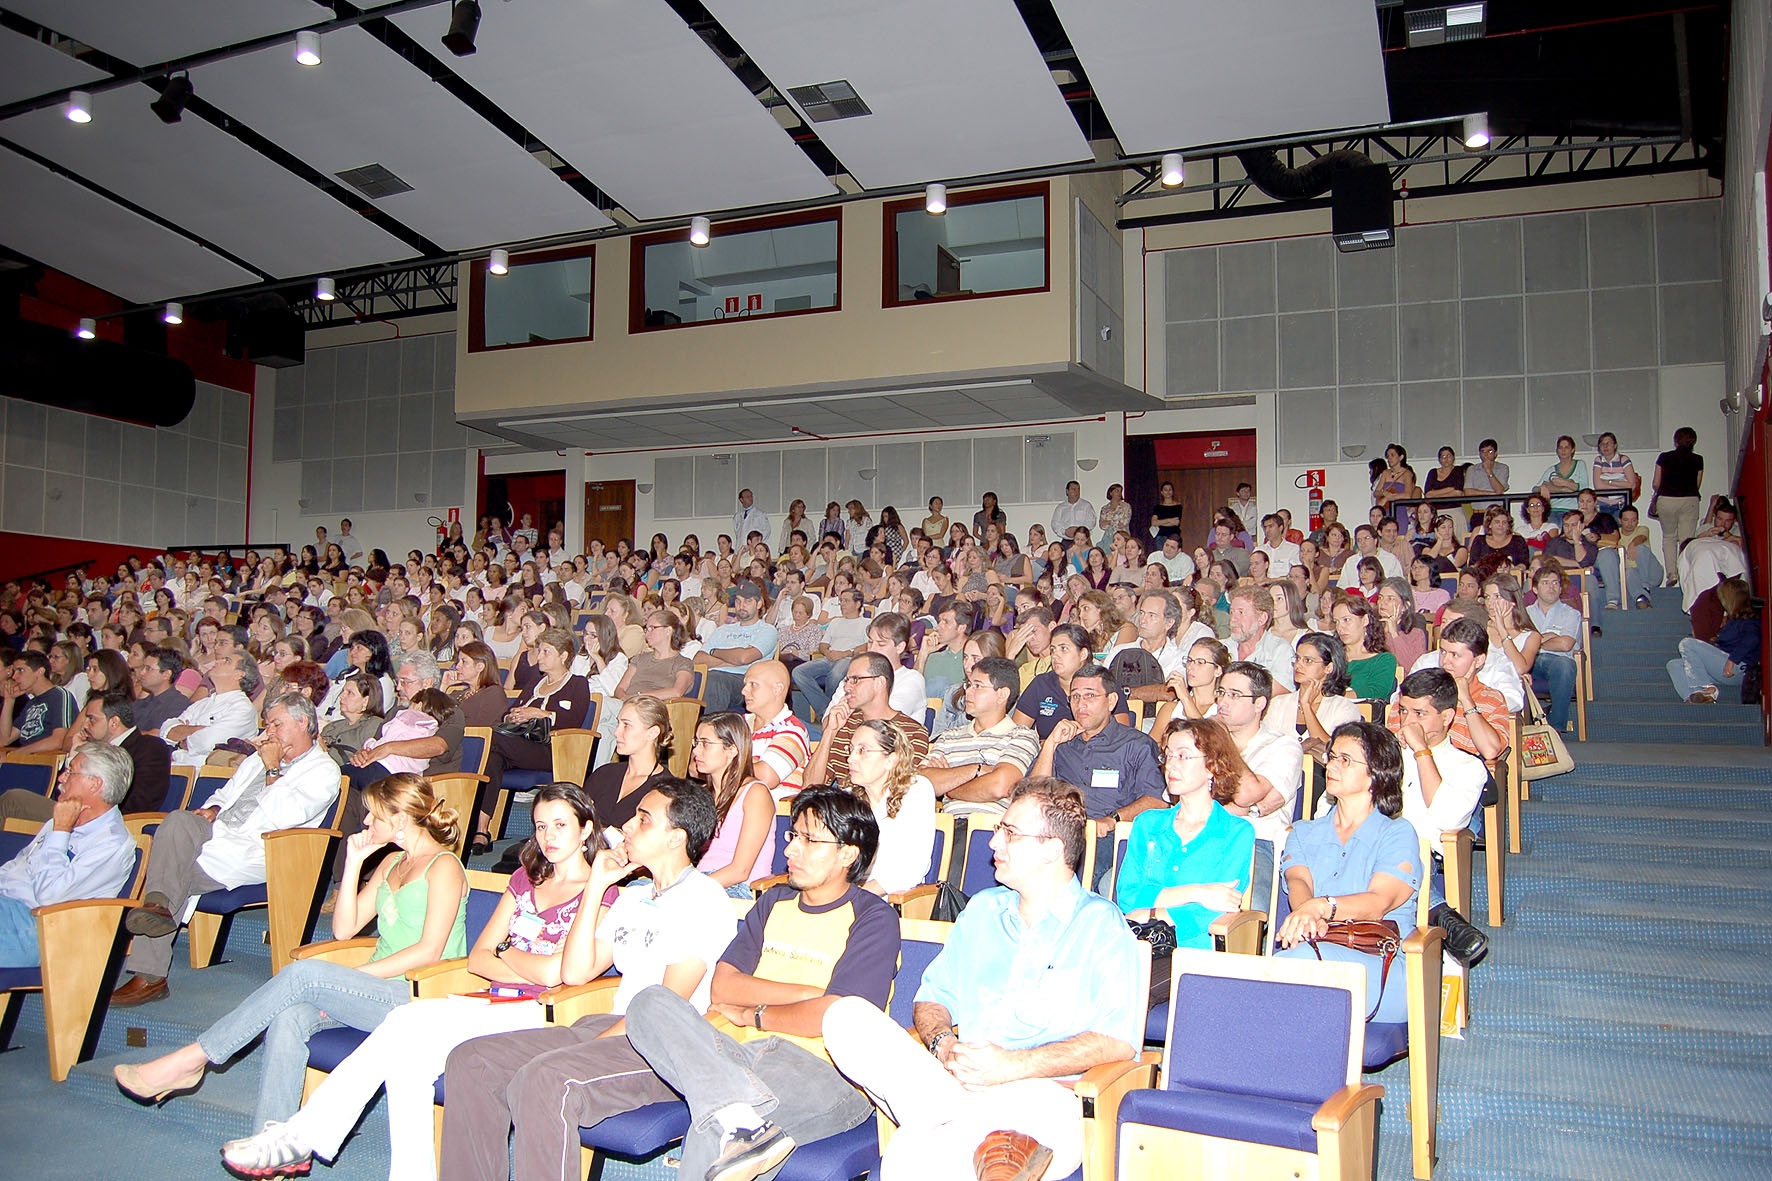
(225, 307, 305, 368)
(1332, 165, 1394, 251)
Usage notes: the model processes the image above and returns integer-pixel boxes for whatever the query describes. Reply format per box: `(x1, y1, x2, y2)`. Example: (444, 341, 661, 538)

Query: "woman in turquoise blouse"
(1116, 718, 1255, 949)
(113, 774, 468, 1132)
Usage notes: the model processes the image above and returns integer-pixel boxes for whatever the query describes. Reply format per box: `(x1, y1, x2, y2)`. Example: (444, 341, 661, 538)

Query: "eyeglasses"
(1325, 751, 1369, 769)
(1156, 751, 1205, 766)
(842, 674, 883, 686)
(784, 829, 845, 847)
(689, 737, 730, 750)
(994, 822, 1054, 843)
(1184, 657, 1218, 668)
(1067, 689, 1106, 702)
(848, 744, 886, 758)
(1214, 687, 1256, 700)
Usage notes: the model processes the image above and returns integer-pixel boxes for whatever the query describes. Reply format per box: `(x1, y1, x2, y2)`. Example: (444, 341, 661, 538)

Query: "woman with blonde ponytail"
(113, 773, 469, 1135)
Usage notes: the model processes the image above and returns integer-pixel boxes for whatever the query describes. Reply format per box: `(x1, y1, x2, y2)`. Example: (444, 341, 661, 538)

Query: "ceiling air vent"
(335, 163, 414, 200)
(787, 80, 871, 123)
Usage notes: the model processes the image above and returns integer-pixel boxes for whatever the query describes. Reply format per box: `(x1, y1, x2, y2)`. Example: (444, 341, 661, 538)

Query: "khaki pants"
(1657, 495, 1700, 578)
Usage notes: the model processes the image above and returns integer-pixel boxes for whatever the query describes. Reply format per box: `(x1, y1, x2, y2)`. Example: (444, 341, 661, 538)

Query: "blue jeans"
(1531, 653, 1578, 733)
(0, 896, 39, 967)
(1667, 637, 1745, 701)
(704, 670, 747, 714)
(1595, 548, 1665, 605)
(196, 956, 412, 1131)
(791, 658, 852, 724)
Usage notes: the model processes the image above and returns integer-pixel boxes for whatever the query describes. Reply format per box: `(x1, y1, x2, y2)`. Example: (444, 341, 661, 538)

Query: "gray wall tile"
(1219, 242, 1276, 317)
(219, 391, 249, 447)
(1658, 282, 1724, 364)
(218, 497, 247, 544)
(1279, 312, 1336, 388)
(3, 465, 44, 532)
(431, 452, 467, 508)
(185, 449, 218, 499)
(1400, 380, 1464, 459)
(300, 403, 334, 458)
(1526, 373, 1593, 451)
(1336, 247, 1396, 308)
(400, 336, 436, 394)
(1276, 236, 1335, 311)
(4, 400, 45, 466)
(1461, 297, 1523, 376)
(431, 390, 463, 449)
(1337, 306, 1397, 384)
(1589, 286, 1658, 369)
(43, 408, 85, 474)
(1523, 212, 1588, 293)
(272, 404, 302, 463)
(1165, 249, 1219, 322)
(276, 363, 305, 410)
(1220, 316, 1277, 392)
(1397, 223, 1459, 303)
(119, 483, 156, 541)
(332, 463, 363, 514)
(397, 452, 433, 508)
(304, 348, 337, 405)
(1587, 206, 1654, 287)
(435, 335, 457, 390)
(398, 394, 432, 452)
(333, 400, 368, 457)
(363, 455, 397, 511)
(1164, 321, 1219, 395)
(218, 445, 247, 497)
(301, 460, 332, 516)
(1654, 201, 1722, 283)
(1525, 291, 1592, 373)
(154, 490, 184, 544)
(1276, 388, 1335, 464)
(1594, 369, 1660, 452)
(154, 431, 189, 492)
(367, 340, 401, 399)
(1398, 302, 1461, 380)
(335, 345, 368, 402)
(82, 481, 120, 541)
(1459, 220, 1522, 297)
(1462, 377, 1525, 454)
(184, 496, 217, 545)
(1337, 385, 1397, 456)
(86, 415, 121, 481)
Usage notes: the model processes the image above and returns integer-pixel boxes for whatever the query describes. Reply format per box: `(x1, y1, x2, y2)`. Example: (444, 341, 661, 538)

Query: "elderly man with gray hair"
(0, 742, 137, 967)
(112, 694, 341, 1007)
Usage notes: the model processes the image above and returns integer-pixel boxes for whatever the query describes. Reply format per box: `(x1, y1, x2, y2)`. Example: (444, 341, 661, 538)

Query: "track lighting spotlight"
(316, 277, 337, 301)
(1463, 112, 1490, 149)
(925, 183, 947, 214)
(75, 317, 96, 339)
(442, 1, 481, 57)
(1160, 152, 1185, 187)
(295, 30, 322, 66)
(689, 217, 711, 247)
(488, 248, 510, 275)
(162, 302, 184, 326)
(65, 90, 92, 123)
(151, 75, 193, 124)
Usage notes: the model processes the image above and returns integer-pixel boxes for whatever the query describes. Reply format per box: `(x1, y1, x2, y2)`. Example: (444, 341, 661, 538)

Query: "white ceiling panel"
(1051, 0, 1389, 152)
(0, 26, 108, 105)
(190, 27, 607, 250)
(706, 0, 1090, 190)
(5, 0, 404, 65)
(389, 0, 834, 220)
(0, 147, 261, 302)
(1, 87, 417, 277)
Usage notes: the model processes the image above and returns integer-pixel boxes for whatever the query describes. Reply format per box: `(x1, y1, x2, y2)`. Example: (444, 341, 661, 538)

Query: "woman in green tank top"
(113, 773, 469, 1134)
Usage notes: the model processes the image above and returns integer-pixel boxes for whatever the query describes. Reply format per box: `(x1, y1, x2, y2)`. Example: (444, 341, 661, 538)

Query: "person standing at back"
(1651, 427, 1703, 587)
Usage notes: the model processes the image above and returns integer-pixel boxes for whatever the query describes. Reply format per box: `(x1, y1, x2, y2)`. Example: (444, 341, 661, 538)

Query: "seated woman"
(441, 640, 512, 730)
(315, 629, 395, 728)
(583, 695, 674, 830)
(113, 774, 468, 1132)
(218, 783, 601, 1180)
(1375, 578, 1429, 671)
(845, 718, 937, 896)
(474, 627, 592, 854)
(1466, 507, 1531, 568)
(1014, 623, 1133, 741)
(1668, 576, 1759, 703)
(1409, 556, 1451, 620)
(319, 673, 386, 765)
(1275, 720, 1420, 1023)
(1263, 631, 1364, 750)
(1331, 593, 1398, 700)
(1152, 637, 1230, 741)
(687, 711, 775, 896)
(1116, 718, 1255, 949)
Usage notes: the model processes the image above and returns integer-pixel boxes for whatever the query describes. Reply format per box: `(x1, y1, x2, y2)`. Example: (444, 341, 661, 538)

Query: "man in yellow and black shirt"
(623, 785, 899, 1181)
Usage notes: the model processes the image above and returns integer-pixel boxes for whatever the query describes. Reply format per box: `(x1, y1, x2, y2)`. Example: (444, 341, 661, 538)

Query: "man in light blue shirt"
(702, 582, 781, 713)
(1526, 566, 1584, 734)
(0, 742, 137, 967)
(822, 778, 1141, 1181)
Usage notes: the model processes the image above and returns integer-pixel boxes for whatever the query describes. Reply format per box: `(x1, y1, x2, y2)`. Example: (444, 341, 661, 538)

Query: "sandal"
(469, 830, 494, 856)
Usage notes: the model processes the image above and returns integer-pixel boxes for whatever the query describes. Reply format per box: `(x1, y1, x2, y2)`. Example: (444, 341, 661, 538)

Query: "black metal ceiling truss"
(291, 260, 457, 326)
(1119, 129, 1709, 228)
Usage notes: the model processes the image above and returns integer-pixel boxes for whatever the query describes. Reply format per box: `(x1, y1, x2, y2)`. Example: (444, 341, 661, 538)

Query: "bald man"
(740, 660, 810, 799)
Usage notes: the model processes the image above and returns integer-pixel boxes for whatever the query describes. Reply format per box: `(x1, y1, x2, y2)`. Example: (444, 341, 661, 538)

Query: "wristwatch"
(494, 936, 514, 957)
(926, 1030, 956, 1055)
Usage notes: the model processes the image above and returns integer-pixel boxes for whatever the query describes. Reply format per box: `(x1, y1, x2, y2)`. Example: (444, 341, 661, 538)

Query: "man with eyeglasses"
(1107, 590, 1212, 704)
(1028, 664, 1162, 888)
(822, 778, 1142, 1181)
(618, 786, 898, 1181)
(791, 588, 873, 726)
(1213, 663, 1304, 849)
(1391, 668, 1490, 967)
(922, 657, 1040, 818)
(804, 653, 931, 790)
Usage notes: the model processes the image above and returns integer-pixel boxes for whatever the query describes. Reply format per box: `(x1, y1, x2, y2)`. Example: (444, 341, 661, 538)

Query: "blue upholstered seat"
(0, 966, 41, 992)
(1120, 1086, 1321, 1153)
(578, 1100, 693, 1157)
(194, 883, 268, 913)
(1364, 1020, 1409, 1068)
(775, 1117, 879, 1181)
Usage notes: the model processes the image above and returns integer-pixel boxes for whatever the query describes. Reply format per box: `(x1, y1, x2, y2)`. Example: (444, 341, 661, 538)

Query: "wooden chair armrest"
(749, 872, 790, 893)
(540, 976, 623, 1025)
(550, 728, 596, 739)
(1401, 925, 1446, 959)
(291, 937, 381, 967)
(888, 882, 941, 920)
(428, 772, 490, 784)
(1073, 1058, 1157, 1103)
(32, 896, 135, 920)
(2, 817, 39, 835)
(120, 811, 169, 825)
(1311, 1082, 1386, 1132)
(1209, 909, 1268, 955)
(405, 958, 481, 999)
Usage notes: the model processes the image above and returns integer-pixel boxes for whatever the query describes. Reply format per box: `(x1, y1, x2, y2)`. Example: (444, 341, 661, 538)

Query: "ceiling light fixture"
(925, 183, 947, 214)
(316, 276, 337, 301)
(65, 90, 92, 123)
(150, 75, 193, 124)
(488, 248, 510, 275)
(162, 302, 183, 325)
(294, 30, 322, 66)
(1463, 112, 1490, 149)
(689, 216, 711, 247)
(441, 1, 481, 57)
(1160, 152, 1185, 187)
(75, 317, 96, 339)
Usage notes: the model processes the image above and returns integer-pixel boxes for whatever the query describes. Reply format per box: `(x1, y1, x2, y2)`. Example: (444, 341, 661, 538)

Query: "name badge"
(558, 700, 573, 712)
(508, 911, 546, 942)
(1091, 768, 1121, 790)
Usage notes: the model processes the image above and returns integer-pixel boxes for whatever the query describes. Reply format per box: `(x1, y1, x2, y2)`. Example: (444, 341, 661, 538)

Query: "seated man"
(1409, 600, 1526, 713)
(741, 661, 810, 799)
(618, 787, 900, 1181)
(917, 605, 972, 705)
(0, 650, 76, 759)
(112, 694, 340, 1006)
(0, 742, 138, 967)
(440, 779, 738, 1181)
(1028, 664, 1164, 886)
(922, 657, 1040, 818)
(1525, 566, 1583, 734)
(1392, 668, 1490, 967)
(822, 778, 1142, 1181)
(0, 692, 169, 824)
(804, 653, 931, 791)
(161, 652, 261, 766)
(1106, 590, 1211, 704)
(1214, 662, 1304, 847)
(702, 582, 780, 714)
(790, 588, 872, 724)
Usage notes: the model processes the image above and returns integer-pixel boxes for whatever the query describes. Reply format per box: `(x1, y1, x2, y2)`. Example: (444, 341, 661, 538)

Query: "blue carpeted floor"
(2, 589, 1766, 1179)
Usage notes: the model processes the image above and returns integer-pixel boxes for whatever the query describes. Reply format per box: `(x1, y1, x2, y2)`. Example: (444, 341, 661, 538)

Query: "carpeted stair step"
(68, 1047, 264, 1143)
(1555, 762, 1772, 785)
(1517, 805, 1770, 842)
(1434, 1118, 1772, 1181)
(1465, 967, 1772, 1037)
(1504, 854, 1772, 893)
(1525, 783, 1772, 813)
(1580, 720, 1763, 746)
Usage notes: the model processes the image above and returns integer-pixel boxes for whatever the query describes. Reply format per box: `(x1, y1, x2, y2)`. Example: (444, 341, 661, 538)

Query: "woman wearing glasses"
(1115, 719, 1255, 950)
(687, 711, 776, 898)
(1273, 720, 1420, 1023)
(1151, 637, 1230, 740)
(1261, 632, 1363, 748)
(845, 719, 937, 896)
(595, 611, 695, 771)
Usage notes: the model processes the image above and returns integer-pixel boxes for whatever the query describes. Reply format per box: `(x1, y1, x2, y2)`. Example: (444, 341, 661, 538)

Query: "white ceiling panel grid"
(0, 26, 108, 105)
(189, 27, 608, 250)
(0, 148, 262, 302)
(0, 87, 418, 277)
(390, 0, 835, 221)
(706, 0, 1091, 190)
(1051, 0, 1389, 153)
(3, 0, 409, 66)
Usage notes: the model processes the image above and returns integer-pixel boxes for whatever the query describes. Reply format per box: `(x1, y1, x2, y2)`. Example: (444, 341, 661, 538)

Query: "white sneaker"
(221, 1120, 313, 1177)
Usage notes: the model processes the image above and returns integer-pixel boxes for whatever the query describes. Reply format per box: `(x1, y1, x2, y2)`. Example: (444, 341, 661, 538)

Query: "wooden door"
(583, 481, 636, 554)
(1157, 465, 1256, 550)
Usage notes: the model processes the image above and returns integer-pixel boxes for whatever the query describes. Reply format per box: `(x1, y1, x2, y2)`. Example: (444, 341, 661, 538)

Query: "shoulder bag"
(1307, 918, 1402, 1021)
(1517, 691, 1575, 781)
